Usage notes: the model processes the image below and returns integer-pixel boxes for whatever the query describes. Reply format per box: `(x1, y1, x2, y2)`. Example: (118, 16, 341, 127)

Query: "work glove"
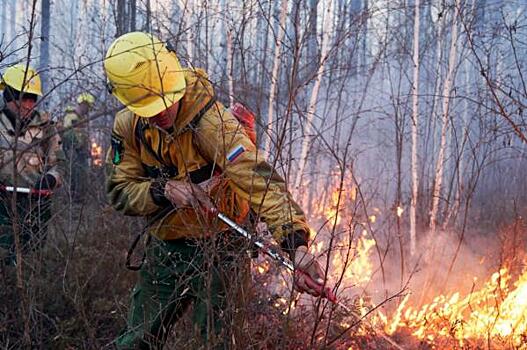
(33, 173, 57, 191)
(163, 180, 215, 212)
(293, 245, 326, 297)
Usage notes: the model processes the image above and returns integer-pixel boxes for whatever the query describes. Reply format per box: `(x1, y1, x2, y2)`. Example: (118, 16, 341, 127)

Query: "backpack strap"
(131, 98, 219, 184)
(126, 98, 219, 271)
(184, 96, 217, 134)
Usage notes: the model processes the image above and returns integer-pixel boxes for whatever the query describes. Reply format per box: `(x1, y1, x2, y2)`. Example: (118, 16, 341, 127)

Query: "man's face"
(7, 96, 37, 120)
(77, 101, 90, 116)
(149, 101, 180, 130)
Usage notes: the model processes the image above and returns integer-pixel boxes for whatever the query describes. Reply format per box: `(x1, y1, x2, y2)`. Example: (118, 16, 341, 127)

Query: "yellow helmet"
(65, 104, 76, 113)
(0, 64, 42, 96)
(104, 32, 186, 117)
(77, 92, 95, 105)
(64, 112, 80, 128)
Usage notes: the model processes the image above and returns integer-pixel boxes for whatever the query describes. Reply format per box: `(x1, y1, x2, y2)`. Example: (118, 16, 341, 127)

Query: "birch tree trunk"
(421, 5, 445, 198)
(442, 20, 474, 229)
(187, 0, 194, 63)
(306, 0, 318, 76)
(293, 0, 334, 191)
(263, 0, 288, 156)
(430, 0, 460, 233)
(410, 0, 420, 255)
(11, 0, 17, 49)
(256, 1, 272, 144)
(226, 22, 234, 106)
(39, 0, 51, 91)
(1, 0, 7, 42)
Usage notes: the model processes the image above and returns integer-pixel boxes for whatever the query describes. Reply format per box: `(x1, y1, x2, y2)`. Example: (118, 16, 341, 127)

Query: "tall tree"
(10, 0, 17, 50)
(410, 0, 420, 255)
(39, 0, 51, 92)
(263, 0, 289, 156)
(145, 0, 151, 32)
(116, 0, 128, 36)
(294, 0, 334, 191)
(430, 0, 461, 232)
(226, 15, 234, 106)
(130, 0, 137, 32)
(1, 0, 7, 43)
(306, 0, 318, 77)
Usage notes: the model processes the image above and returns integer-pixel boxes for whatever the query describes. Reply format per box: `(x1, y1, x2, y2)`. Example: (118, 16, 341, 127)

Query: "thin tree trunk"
(430, 0, 460, 233)
(263, 0, 289, 156)
(306, 0, 318, 77)
(410, 0, 419, 256)
(421, 8, 445, 208)
(294, 0, 334, 191)
(256, 1, 272, 144)
(116, 0, 127, 36)
(204, 0, 209, 71)
(145, 0, 151, 32)
(226, 23, 234, 106)
(187, 0, 194, 62)
(1, 0, 7, 42)
(11, 0, 17, 49)
(130, 0, 136, 31)
(442, 17, 474, 229)
(39, 0, 51, 91)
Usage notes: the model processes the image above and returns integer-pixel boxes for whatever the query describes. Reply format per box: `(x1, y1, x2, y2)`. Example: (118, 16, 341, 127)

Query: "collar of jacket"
(171, 68, 215, 133)
(0, 99, 47, 133)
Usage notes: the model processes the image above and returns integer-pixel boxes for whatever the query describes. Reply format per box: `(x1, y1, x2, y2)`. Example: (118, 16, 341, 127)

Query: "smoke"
(369, 227, 504, 309)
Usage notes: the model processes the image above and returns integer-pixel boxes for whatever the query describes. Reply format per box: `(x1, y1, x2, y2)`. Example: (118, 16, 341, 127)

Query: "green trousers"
(0, 193, 51, 265)
(116, 235, 250, 350)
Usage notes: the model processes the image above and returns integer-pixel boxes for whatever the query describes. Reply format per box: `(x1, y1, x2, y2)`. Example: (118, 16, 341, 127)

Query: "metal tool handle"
(215, 210, 404, 349)
(216, 212, 337, 303)
(1, 186, 53, 197)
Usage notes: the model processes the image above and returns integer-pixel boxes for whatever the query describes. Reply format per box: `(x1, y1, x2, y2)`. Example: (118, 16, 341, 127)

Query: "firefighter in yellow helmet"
(104, 32, 326, 349)
(0, 64, 65, 266)
(62, 92, 95, 203)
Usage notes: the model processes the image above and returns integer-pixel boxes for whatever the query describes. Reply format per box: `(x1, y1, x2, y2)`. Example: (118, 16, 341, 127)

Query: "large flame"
(330, 229, 375, 286)
(381, 267, 527, 347)
(254, 178, 527, 348)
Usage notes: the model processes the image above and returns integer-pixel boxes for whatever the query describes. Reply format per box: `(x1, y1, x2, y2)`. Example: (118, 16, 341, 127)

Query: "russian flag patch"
(226, 144, 245, 163)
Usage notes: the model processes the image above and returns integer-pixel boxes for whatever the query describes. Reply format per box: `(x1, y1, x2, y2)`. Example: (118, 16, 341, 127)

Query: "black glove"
(281, 230, 309, 259)
(149, 179, 171, 207)
(34, 173, 57, 190)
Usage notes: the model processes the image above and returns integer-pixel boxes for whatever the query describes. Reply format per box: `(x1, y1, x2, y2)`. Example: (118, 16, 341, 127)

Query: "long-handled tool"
(1, 186, 52, 197)
(216, 212, 404, 350)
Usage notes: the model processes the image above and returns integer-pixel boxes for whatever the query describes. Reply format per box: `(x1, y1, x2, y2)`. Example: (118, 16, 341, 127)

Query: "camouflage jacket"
(106, 68, 309, 245)
(0, 102, 65, 189)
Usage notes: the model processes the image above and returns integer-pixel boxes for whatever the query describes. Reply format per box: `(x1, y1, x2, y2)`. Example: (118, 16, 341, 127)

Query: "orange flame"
(91, 140, 103, 166)
(382, 267, 527, 347)
(330, 229, 375, 286)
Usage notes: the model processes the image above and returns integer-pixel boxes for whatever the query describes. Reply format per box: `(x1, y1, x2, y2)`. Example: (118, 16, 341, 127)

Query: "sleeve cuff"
(44, 174, 57, 189)
(280, 230, 308, 256)
(149, 180, 171, 207)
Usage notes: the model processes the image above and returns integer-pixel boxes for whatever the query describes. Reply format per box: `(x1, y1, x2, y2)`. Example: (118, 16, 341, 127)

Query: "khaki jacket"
(106, 69, 309, 243)
(62, 111, 90, 165)
(0, 103, 65, 188)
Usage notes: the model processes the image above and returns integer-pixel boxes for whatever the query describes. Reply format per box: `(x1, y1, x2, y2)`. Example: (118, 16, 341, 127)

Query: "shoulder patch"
(111, 132, 124, 165)
(226, 144, 245, 163)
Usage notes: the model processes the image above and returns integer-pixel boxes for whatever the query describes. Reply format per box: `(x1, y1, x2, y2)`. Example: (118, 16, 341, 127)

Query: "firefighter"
(62, 92, 94, 203)
(0, 64, 65, 266)
(104, 32, 326, 349)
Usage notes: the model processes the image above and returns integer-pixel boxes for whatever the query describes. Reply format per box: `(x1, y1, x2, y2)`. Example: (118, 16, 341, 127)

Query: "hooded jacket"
(106, 69, 309, 247)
